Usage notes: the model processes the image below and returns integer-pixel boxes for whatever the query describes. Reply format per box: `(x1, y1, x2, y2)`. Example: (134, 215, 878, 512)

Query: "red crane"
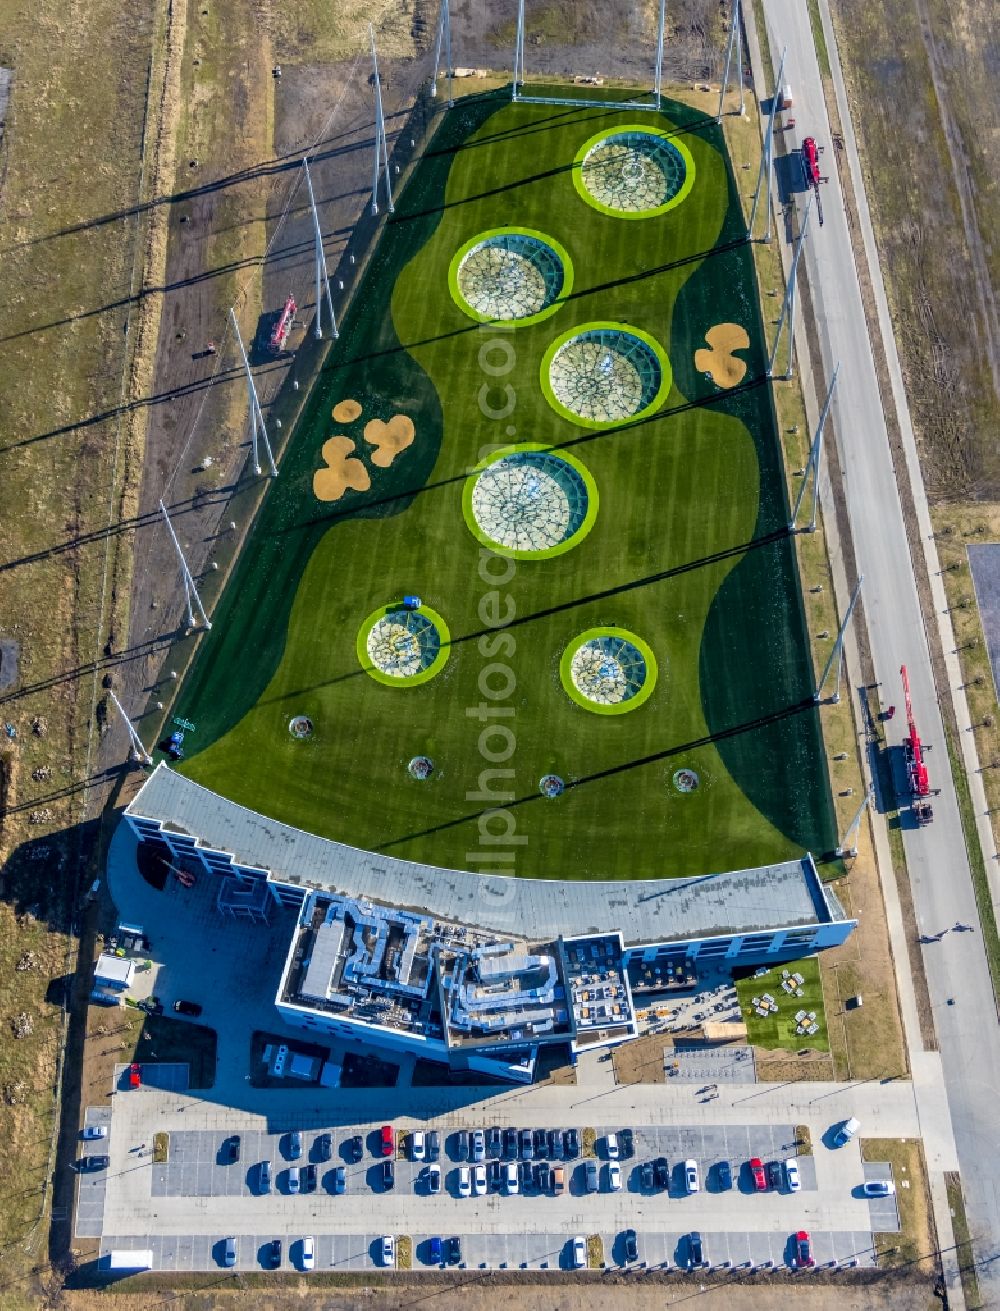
(268, 295, 297, 354)
(901, 664, 934, 824)
(801, 136, 826, 227)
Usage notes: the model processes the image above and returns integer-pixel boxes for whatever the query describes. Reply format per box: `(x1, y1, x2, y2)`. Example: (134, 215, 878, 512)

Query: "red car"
(749, 1157, 766, 1191)
(380, 1125, 394, 1157)
(793, 1231, 814, 1268)
(128, 1063, 142, 1089)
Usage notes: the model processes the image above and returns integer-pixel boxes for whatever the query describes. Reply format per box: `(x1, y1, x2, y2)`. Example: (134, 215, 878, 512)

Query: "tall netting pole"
(229, 308, 277, 477)
(815, 574, 863, 704)
(431, 0, 454, 107)
(370, 25, 394, 216)
(108, 688, 153, 765)
(513, 0, 525, 101)
(654, 0, 666, 106)
(302, 157, 338, 340)
(748, 45, 785, 240)
(767, 191, 813, 377)
(159, 499, 212, 630)
(789, 363, 840, 533)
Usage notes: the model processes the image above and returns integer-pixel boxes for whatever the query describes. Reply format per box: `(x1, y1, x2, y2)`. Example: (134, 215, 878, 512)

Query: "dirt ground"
(59, 1276, 940, 1311)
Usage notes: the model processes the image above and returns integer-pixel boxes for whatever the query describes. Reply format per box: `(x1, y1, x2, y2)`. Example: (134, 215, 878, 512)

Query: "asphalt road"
(761, 0, 1000, 1295)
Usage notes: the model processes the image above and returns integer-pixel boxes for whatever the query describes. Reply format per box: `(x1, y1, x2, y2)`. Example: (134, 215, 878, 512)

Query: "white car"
(301, 1236, 314, 1271)
(457, 1165, 472, 1197)
(572, 1236, 586, 1268)
(381, 1234, 395, 1267)
(684, 1160, 700, 1194)
(605, 1133, 620, 1160)
(504, 1161, 519, 1195)
(81, 1124, 108, 1140)
(471, 1129, 486, 1162)
(785, 1159, 801, 1193)
(411, 1131, 426, 1161)
(862, 1179, 896, 1197)
(607, 1162, 622, 1192)
(473, 1163, 487, 1196)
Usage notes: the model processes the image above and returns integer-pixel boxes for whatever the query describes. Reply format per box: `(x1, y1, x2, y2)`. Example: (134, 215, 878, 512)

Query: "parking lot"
(89, 1110, 897, 1273)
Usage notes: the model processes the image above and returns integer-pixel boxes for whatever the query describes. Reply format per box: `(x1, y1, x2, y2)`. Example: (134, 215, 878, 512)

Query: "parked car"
(173, 999, 202, 1016)
(563, 1128, 579, 1158)
(785, 1159, 801, 1192)
(572, 1236, 586, 1268)
(504, 1161, 519, 1195)
(287, 1130, 302, 1160)
(488, 1159, 503, 1191)
(684, 1159, 700, 1194)
(585, 1159, 599, 1192)
(716, 1159, 732, 1191)
(533, 1128, 547, 1158)
(429, 1236, 443, 1265)
(833, 1117, 860, 1147)
(287, 1166, 301, 1195)
(303, 1163, 317, 1193)
(487, 1126, 502, 1157)
(457, 1165, 471, 1197)
(605, 1133, 620, 1160)
(301, 1235, 315, 1272)
(619, 1128, 634, 1159)
(519, 1129, 533, 1160)
(315, 1133, 332, 1162)
(78, 1155, 109, 1172)
(654, 1156, 670, 1190)
(472, 1129, 486, 1162)
(607, 1162, 622, 1192)
(552, 1165, 565, 1195)
(381, 1234, 395, 1266)
(548, 1129, 564, 1159)
(687, 1232, 704, 1270)
(333, 1165, 346, 1194)
(382, 1158, 394, 1190)
(223, 1134, 240, 1164)
(81, 1124, 108, 1141)
(223, 1236, 237, 1268)
(427, 1163, 441, 1194)
(767, 1160, 782, 1191)
(380, 1125, 395, 1157)
(258, 1160, 271, 1194)
(793, 1231, 814, 1268)
(749, 1157, 767, 1191)
(128, 1063, 142, 1089)
(623, 1229, 639, 1263)
(473, 1163, 487, 1196)
(537, 1161, 551, 1193)
(267, 1238, 281, 1269)
(411, 1131, 426, 1161)
(503, 1127, 518, 1158)
(640, 1161, 654, 1190)
(447, 1236, 462, 1265)
(862, 1179, 896, 1197)
(349, 1133, 363, 1161)
(521, 1159, 534, 1190)
(457, 1130, 470, 1160)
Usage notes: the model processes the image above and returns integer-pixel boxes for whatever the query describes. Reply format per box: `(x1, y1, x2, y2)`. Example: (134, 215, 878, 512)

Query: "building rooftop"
(127, 764, 847, 946)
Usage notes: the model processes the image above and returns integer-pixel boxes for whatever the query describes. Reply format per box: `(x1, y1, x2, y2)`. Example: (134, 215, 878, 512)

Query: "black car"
(716, 1159, 733, 1190)
(447, 1236, 462, 1265)
(640, 1161, 654, 1190)
(520, 1159, 533, 1190)
(382, 1158, 395, 1189)
(349, 1133, 363, 1161)
(767, 1160, 782, 1190)
(487, 1126, 502, 1158)
(303, 1163, 317, 1192)
(563, 1128, 579, 1158)
(173, 999, 202, 1017)
(623, 1229, 639, 1264)
(223, 1134, 241, 1164)
(520, 1129, 533, 1160)
(537, 1161, 551, 1193)
(619, 1128, 634, 1159)
(654, 1156, 670, 1190)
(78, 1154, 109, 1171)
(268, 1238, 282, 1269)
(457, 1130, 470, 1161)
(488, 1159, 503, 1191)
(428, 1130, 441, 1160)
(547, 1129, 564, 1159)
(503, 1127, 518, 1158)
(687, 1232, 704, 1270)
(315, 1133, 332, 1162)
(533, 1128, 547, 1158)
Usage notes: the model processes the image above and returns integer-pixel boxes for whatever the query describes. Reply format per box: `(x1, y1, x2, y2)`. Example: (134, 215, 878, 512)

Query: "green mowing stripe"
(174, 92, 833, 880)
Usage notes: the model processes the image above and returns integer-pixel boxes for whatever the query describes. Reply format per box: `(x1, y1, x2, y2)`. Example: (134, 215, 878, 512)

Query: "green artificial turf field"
(167, 89, 837, 880)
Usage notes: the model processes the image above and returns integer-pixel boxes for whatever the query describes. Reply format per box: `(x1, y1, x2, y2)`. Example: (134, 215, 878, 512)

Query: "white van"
(833, 1116, 860, 1146)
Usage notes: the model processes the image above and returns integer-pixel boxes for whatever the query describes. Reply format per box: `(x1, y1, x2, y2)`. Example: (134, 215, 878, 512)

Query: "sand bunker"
(364, 414, 415, 468)
(332, 398, 363, 423)
(313, 435, 371, 501)
(694, 323, 750, 388)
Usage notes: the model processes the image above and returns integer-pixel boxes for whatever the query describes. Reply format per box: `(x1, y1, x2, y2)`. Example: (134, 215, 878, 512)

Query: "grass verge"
(946, 1171, 982, 1311)
(587, 1234, 604, 1268)
(861, 1137, 934, 1273)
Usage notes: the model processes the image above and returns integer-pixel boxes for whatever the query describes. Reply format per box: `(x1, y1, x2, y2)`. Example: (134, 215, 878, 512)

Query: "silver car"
(471, 1129, 486, 1162)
